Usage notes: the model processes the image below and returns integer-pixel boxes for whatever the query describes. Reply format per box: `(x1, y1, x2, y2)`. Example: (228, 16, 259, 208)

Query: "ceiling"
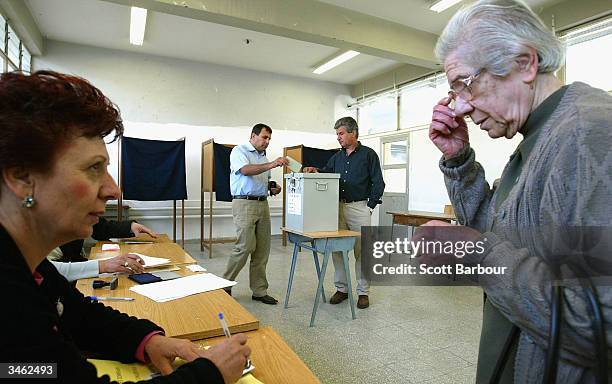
(25, 0, 563, 85)
(319, 0, 566, 34)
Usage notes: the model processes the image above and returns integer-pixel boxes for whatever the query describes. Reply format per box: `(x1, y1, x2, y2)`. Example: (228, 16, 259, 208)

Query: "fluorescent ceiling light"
(313, 50, 360, 74)
(430, 0, 462, 13)
(130, 7, 147, 45)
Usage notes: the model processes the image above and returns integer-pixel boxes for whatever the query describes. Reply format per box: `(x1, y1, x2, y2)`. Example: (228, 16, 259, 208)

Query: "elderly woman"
(0, 71, 250, 383)
(427, 0, 611, 383)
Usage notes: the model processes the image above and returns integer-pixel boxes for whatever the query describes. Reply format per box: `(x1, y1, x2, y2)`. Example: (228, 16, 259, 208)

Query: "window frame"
(0, 11, 32, 73)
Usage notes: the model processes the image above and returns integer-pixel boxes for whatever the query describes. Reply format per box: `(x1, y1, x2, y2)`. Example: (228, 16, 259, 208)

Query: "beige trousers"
(332, 201, 371, 296)
(223, 199, 271, 297)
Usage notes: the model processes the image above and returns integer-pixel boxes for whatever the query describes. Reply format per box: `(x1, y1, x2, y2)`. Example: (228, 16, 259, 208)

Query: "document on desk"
(129, 273, 237, 302)
(128, 253, 171, 268)
(88, 359, 261, 383)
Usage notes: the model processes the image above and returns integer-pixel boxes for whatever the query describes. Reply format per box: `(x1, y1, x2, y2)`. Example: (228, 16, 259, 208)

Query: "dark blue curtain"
(213, 143, 233, 202)
(121, 137, 187, 201)
(302, 146, 340, 169)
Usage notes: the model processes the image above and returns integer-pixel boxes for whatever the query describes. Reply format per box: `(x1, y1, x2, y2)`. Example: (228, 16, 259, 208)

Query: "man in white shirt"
(222, 123, 287, 304)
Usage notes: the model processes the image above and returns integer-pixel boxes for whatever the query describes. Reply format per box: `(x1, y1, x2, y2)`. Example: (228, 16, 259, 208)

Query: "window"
(562, 17, 612, 92)
(358, 93, 398, 135)
(0, 11, 32, 73)
(383, 140, 407, 165)
(399, 73, 448, 129)
(7, 23, 20, 66)
(0, 13, 6, 53)
(382, 138, 408, 193)
(22, 47, 31, 72)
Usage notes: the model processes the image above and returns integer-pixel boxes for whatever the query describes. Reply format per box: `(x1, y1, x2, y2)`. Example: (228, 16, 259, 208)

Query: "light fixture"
(313, 50, 360, 75)
(130, 7, 147, 45)
(429, 0, 462, 13)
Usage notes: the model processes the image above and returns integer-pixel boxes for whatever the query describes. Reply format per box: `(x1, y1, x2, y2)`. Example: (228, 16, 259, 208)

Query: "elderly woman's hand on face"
(429, 95, 469, 159)
(99, 253, 145, 274)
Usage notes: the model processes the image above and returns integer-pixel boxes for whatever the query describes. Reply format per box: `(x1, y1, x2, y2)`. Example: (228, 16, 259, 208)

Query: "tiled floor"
(185, 237, 483, 384)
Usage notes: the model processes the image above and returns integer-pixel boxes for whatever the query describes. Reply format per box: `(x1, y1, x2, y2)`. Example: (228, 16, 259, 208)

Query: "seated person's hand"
(144, 334, 250, 383)
(144, 335, 202, 375)
(199, 334, 251, 384)
(99, 253, 145, 274)
(131, 222, 157, 238)
(301, 166, 318, 173)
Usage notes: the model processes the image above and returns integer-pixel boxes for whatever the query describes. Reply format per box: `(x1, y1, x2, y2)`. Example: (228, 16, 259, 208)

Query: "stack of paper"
(186, 264, 207, 272)
(89, 358, 260, 383)
(129, 273, 236, 302)
(101, 244, 120, 251)
(128, 253, 170, 268)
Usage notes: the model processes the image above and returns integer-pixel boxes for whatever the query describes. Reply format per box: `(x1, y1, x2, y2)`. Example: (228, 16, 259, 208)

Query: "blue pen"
(89, 296, 134, 301)
(218, 312, 232, 338)
(218, 313, 252, 370)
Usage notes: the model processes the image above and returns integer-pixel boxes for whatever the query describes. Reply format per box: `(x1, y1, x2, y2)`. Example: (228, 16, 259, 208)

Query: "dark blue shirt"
(319, 142, 385, 209)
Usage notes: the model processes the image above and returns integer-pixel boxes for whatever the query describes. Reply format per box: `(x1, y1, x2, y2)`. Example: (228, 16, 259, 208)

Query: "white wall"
(36, 40, 349, 239)
(408, 123, 521, 213)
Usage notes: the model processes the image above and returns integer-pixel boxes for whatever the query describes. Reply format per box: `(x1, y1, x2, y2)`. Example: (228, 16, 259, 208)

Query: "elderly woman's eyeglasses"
(448, 69, 483, 102)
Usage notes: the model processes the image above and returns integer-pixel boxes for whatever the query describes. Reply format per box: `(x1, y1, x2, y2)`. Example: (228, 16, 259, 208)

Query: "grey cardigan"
(439, 82, 612, 383)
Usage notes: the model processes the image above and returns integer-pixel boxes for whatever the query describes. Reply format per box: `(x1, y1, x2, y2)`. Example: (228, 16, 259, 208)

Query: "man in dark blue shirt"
(303, 117, 385, 309)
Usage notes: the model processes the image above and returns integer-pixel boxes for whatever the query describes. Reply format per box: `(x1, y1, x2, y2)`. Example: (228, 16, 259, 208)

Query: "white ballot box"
(284, 173, 340, 232)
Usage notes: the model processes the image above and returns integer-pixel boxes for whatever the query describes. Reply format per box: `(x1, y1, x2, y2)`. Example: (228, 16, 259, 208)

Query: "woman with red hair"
(0, 71, 249, 383)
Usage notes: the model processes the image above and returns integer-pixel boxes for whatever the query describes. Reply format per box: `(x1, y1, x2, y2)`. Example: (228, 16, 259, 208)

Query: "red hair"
(0, 70, 124, 174)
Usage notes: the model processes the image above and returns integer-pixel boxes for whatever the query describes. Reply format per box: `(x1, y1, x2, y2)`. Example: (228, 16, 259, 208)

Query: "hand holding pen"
(194, 313, 251, 383)
(218, 313, 252, 370)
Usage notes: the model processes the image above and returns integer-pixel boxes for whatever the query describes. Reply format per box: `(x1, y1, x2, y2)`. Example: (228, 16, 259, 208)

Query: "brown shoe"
(357, 295, 369, 309)
(329, 291, 348, 304)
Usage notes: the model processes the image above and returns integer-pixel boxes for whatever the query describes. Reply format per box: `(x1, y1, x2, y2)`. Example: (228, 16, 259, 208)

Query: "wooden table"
(198, 327, 320, 384)
(387, 211, 456, 240)
(281, 227, 360, 327)
(387, 210, 455, 226)
(102, 233, 172, 243)
(89, 241, 197, 266)
(76, 268, 259, 340)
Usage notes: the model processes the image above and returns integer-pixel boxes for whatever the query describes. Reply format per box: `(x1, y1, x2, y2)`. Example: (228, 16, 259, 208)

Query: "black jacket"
(0, 225, 224, 383)
(59, 218, 135, 262)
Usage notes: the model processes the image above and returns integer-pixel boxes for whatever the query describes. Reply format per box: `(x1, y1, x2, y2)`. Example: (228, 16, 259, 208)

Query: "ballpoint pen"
(218, 313, 252, 370)
(89, 296, 135, 301)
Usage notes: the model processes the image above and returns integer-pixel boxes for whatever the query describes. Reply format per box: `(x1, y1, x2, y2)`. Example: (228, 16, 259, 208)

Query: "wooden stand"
(282, 145, 305, 246)
(200, 139, 236, 257)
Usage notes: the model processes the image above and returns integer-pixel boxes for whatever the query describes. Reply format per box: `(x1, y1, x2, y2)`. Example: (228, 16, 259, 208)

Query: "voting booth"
(284, 173, 340, 232)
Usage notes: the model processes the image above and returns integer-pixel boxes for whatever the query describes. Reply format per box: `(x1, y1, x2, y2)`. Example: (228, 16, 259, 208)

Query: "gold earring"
(22, 195, 35, 208)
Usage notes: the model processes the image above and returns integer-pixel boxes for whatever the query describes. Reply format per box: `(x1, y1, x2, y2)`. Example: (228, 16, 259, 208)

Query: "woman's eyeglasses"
(448, 68, 483, 102)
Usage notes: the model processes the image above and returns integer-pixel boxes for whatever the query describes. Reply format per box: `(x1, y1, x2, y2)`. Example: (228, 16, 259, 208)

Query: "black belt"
(340, 199, 366, 203)
(233, 195, 267, 201)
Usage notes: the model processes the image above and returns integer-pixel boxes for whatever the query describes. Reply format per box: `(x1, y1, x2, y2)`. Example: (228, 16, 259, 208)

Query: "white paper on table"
(286, 156, 302, 173)
(129, 273, 236, 302)
(101, 244, 120, 251)
(186, 264, 207, 272)
(128, 253, 171, 268)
